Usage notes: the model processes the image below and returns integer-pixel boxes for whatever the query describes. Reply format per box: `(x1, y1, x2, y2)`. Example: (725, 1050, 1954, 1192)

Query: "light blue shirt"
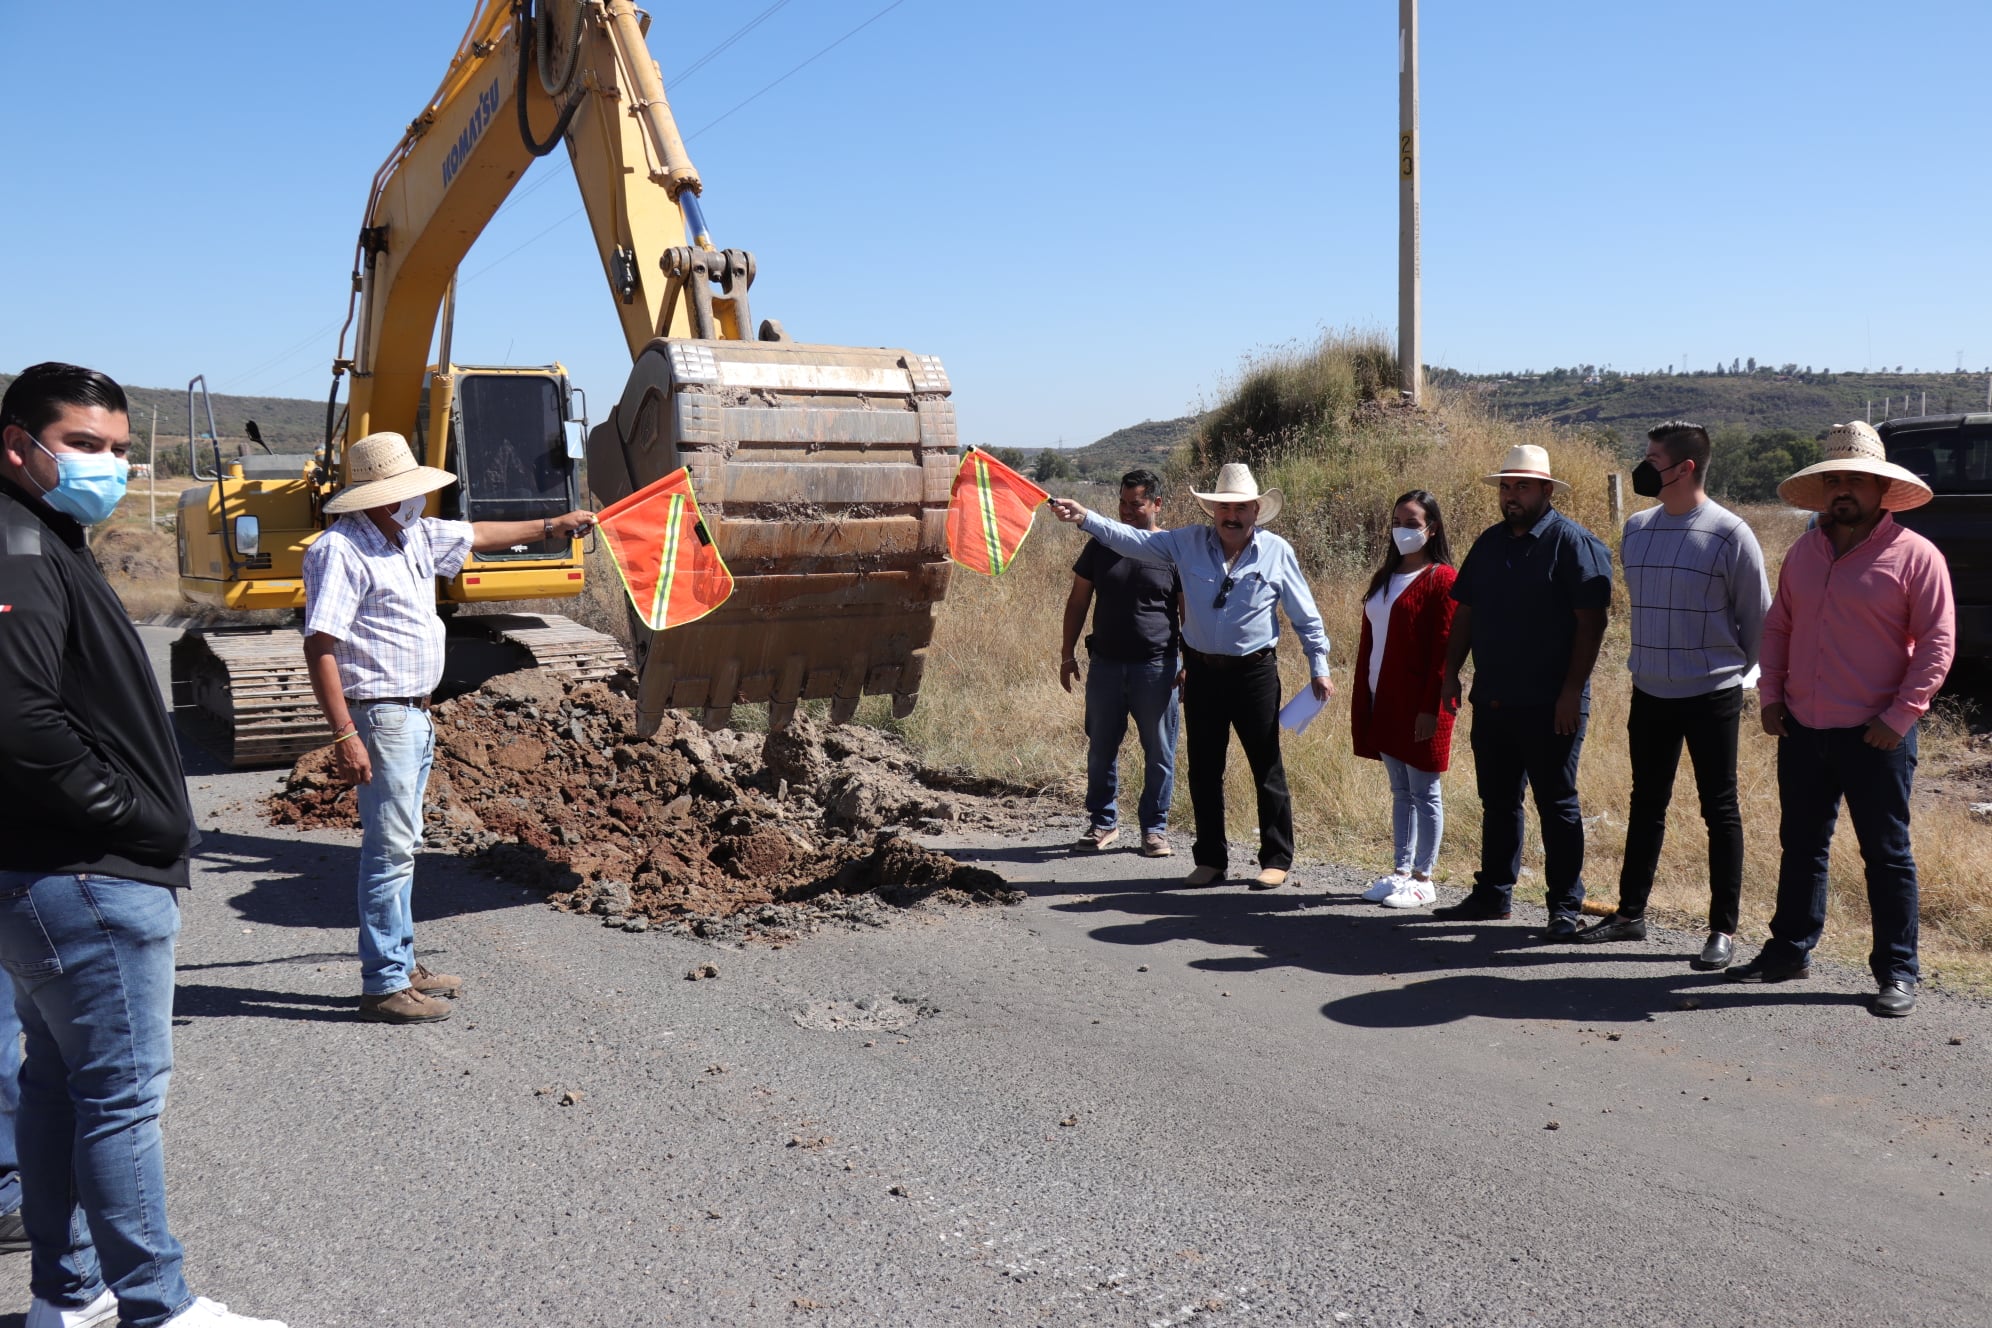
(1079, 513, 1331, 677)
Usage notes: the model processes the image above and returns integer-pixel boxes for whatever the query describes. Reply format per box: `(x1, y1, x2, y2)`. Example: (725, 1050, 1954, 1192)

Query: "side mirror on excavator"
(244, 420, 272, 454)
(564, 421, 586, 461)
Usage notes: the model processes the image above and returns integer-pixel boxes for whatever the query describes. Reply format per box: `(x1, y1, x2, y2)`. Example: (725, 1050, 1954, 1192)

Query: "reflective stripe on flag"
(597, 467, 735, 631)
(946, 448, 1048, 577)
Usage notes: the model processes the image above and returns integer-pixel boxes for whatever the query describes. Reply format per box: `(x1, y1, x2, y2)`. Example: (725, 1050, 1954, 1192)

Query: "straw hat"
(1192, 463, 1283, 524)
(322, 431, 457, 514)
(1776, 421, 1933, 513)
(1482, 444, 1570, 492)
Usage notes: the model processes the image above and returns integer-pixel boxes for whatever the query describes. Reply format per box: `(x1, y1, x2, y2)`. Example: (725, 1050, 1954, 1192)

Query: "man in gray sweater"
(1579, 421, 1770, 968)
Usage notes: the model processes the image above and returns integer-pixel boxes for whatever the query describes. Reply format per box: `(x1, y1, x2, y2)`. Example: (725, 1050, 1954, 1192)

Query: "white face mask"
(390, 496, 427, 528)
(1391, 526, 1429, 555)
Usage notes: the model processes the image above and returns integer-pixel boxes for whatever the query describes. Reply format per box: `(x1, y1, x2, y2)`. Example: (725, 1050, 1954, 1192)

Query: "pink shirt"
(1759, 514, 1955, 734)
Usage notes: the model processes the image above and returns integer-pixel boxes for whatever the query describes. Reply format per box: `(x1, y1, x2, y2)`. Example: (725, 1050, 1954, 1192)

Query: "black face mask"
(1630, 458, 1679, 498)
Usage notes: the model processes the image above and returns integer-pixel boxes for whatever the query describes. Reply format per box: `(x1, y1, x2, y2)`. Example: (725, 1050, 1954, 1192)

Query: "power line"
(218, 317, 346, 392)
(453, 2, 911, 287)
(687, 0, 910, 141)
(669, 0, 797, 85)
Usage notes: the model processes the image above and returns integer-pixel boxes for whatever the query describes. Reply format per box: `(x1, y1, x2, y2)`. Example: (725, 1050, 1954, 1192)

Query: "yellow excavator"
(173, 0, 958, 767)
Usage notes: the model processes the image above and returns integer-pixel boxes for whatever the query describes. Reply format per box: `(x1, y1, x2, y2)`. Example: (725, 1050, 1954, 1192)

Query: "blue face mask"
(26, 433, 130, 525)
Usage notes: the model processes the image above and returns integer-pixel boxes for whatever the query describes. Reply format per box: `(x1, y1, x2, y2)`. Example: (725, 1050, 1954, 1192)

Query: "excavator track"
(171, 629, 326, 769)
(456, 613, 627, 681)
(172, 615, 628, 770)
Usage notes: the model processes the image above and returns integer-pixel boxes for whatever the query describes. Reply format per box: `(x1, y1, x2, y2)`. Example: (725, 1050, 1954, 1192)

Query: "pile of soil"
(268, 670, 1031, 939)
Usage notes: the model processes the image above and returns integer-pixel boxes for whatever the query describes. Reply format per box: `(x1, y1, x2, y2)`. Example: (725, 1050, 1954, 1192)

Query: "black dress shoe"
(1430, 895, 1511, 922)
(1691, 932, 1735, 971)
(1871, 980, 1917, 1017)
(1724, 952, 1811, 983)
(1575, 913, 1647, 944)
(1542, 915, 1582, 941)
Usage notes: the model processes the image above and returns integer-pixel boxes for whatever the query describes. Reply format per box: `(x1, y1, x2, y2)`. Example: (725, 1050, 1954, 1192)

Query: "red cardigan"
(1350, 562, 1457, 773)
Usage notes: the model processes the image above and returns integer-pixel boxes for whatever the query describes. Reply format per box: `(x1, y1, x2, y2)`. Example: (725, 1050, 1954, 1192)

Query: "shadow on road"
(173, 983, 355, 1025)
(1025, 881, 1866, 1026)
(194, 828, 530, 933)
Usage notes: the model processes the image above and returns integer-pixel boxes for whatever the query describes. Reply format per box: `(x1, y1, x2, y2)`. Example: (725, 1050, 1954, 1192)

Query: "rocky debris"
(268, 670, 1028, 939)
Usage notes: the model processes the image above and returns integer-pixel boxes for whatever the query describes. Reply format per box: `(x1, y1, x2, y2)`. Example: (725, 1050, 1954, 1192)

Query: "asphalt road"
(4, 628, 1988, 1326)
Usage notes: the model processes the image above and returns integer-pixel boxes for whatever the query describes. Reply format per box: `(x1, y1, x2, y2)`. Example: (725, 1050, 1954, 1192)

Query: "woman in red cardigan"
(1351, 490, 1457, 908)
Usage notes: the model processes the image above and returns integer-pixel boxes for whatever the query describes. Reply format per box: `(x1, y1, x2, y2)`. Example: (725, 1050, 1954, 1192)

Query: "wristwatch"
(543, 517, 554, 542)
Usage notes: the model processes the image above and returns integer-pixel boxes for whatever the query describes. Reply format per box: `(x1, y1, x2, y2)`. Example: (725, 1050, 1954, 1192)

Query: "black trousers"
(1469, 702, 1587, 918)
(1615, 685, 1744, 932)
(1182, 650, 1293, 871)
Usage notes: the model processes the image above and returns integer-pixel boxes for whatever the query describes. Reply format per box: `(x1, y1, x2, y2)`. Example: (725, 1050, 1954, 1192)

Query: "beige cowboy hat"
(1482, 443, 1570, 492)
(322, 431, 457, 514)
(1777, 421, 1933, 513)
(1192, 462, 1284, 524)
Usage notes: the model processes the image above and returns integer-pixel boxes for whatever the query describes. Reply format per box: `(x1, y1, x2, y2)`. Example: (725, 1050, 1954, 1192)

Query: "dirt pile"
(268, 670, 1030, 938)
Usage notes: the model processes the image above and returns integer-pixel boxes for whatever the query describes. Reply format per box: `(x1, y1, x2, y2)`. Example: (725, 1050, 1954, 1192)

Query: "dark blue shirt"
(1451, 507, 1613, 709)
(1073, 539, 1181, 662)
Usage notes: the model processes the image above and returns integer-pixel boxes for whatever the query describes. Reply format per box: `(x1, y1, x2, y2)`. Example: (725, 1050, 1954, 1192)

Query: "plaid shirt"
(302, 513, 474, 698)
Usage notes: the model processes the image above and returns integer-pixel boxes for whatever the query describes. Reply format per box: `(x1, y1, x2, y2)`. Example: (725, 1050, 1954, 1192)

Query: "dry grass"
(895, 335, 1992, 991)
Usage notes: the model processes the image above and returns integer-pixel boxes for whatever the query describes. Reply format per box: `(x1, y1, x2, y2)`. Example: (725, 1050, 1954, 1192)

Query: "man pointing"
(304, 431, 596, 1024)
(1051, 463, 1331, 888)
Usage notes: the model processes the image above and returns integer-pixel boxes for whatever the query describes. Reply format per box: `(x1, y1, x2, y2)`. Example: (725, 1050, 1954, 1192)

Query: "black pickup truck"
(1878, 413, 1991, 662)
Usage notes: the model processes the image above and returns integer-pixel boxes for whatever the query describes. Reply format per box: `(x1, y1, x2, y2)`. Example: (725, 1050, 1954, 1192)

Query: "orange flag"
(596, 467, 734, 630)
(945, 448, 1049, 576)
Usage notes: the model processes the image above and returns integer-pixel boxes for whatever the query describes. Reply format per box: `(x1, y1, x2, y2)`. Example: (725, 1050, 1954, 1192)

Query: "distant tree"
(1708, 426, 1821, 503)
(1731, 358, 1742, 374)
(1032, 448, 1075, 483)
(989, 446, 1029, 470)
(1746, 357, 1757, 373)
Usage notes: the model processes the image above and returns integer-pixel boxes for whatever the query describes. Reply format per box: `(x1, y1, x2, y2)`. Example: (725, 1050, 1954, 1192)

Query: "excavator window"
(448, 373, 577, 559)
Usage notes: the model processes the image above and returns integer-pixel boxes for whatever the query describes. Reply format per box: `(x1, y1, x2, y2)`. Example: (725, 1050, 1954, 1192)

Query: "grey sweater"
(1620, 500, 1771, 698)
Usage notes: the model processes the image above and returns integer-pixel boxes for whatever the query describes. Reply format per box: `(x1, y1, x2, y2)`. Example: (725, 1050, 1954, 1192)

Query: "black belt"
(348, 695, 431, 710)
(1182, 645, 1276, 670)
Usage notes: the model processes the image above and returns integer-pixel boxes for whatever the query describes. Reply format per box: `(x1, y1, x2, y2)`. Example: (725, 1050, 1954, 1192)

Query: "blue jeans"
(354, 701, 437, 996)
(1761, 717, 1921, 984)
(1469, 703, 1589, 920)
(0, 991, 19, 1215)
(0, 873, 191, 1327)
(1380, 754, 1444, 876)
(1084, 652, 1180, 836)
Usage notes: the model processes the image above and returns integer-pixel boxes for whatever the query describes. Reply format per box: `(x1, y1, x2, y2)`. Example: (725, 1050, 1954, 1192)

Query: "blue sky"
(3, 1, 1988, 448)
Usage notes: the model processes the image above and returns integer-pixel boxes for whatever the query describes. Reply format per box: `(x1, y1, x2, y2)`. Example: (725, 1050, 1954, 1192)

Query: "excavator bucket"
(587, 338, 956, 734)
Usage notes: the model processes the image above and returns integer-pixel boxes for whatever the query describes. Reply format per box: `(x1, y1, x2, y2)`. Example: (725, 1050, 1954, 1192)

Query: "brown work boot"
(358, 987, 453, 1024)
(410, 963, 463, 998)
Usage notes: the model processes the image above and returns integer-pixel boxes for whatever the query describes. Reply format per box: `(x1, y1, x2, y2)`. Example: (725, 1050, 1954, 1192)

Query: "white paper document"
(1278, 686, 1326, 736)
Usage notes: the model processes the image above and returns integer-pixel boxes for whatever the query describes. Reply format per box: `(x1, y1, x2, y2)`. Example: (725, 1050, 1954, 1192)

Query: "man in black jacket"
(0, 363, 284, 1328)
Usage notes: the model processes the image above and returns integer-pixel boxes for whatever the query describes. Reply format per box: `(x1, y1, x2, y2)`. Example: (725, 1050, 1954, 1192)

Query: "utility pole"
(147, 404, 158, 527)
(1398, 0, 1421, 406)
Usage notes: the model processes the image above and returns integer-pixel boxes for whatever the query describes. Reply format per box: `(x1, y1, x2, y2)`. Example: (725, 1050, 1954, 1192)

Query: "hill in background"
(0, 370, 328, 475)
(1444, 366, 1992, 442)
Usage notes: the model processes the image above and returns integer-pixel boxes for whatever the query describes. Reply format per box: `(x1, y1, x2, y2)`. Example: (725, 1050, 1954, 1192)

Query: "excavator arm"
(341, 0, 711, 444)
(340, 0, 958, 734)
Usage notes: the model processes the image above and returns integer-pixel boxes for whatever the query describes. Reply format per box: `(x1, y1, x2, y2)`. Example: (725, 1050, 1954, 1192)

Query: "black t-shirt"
(1073, 538, 1181, 662)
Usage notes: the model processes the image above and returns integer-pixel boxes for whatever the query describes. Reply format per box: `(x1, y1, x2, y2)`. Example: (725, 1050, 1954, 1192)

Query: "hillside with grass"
(0, 371, 328, 475)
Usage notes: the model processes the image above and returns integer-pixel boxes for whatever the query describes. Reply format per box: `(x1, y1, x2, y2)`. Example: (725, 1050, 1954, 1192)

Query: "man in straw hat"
(1050, 463, 1332, 889)
(1727, 421, 1954, 1017)
(303, 431, 596, 1024)
(1436, 444, 1613, 938)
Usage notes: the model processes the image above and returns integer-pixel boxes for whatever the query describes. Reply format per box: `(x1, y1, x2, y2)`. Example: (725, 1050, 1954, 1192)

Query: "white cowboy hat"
(1482, 443, 1570, 492)
(322, 431, 457, 514)
(1777, 421, 1933, 513)
(1191, 462, 1284, 524)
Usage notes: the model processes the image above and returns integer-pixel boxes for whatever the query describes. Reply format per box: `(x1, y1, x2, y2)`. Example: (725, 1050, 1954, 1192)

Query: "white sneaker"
(27, 1289, 117, 1328)
(1362, 872, 1408, 902)
(1380, 878, 1437, 909)
(164, 1297, 289, 1328)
